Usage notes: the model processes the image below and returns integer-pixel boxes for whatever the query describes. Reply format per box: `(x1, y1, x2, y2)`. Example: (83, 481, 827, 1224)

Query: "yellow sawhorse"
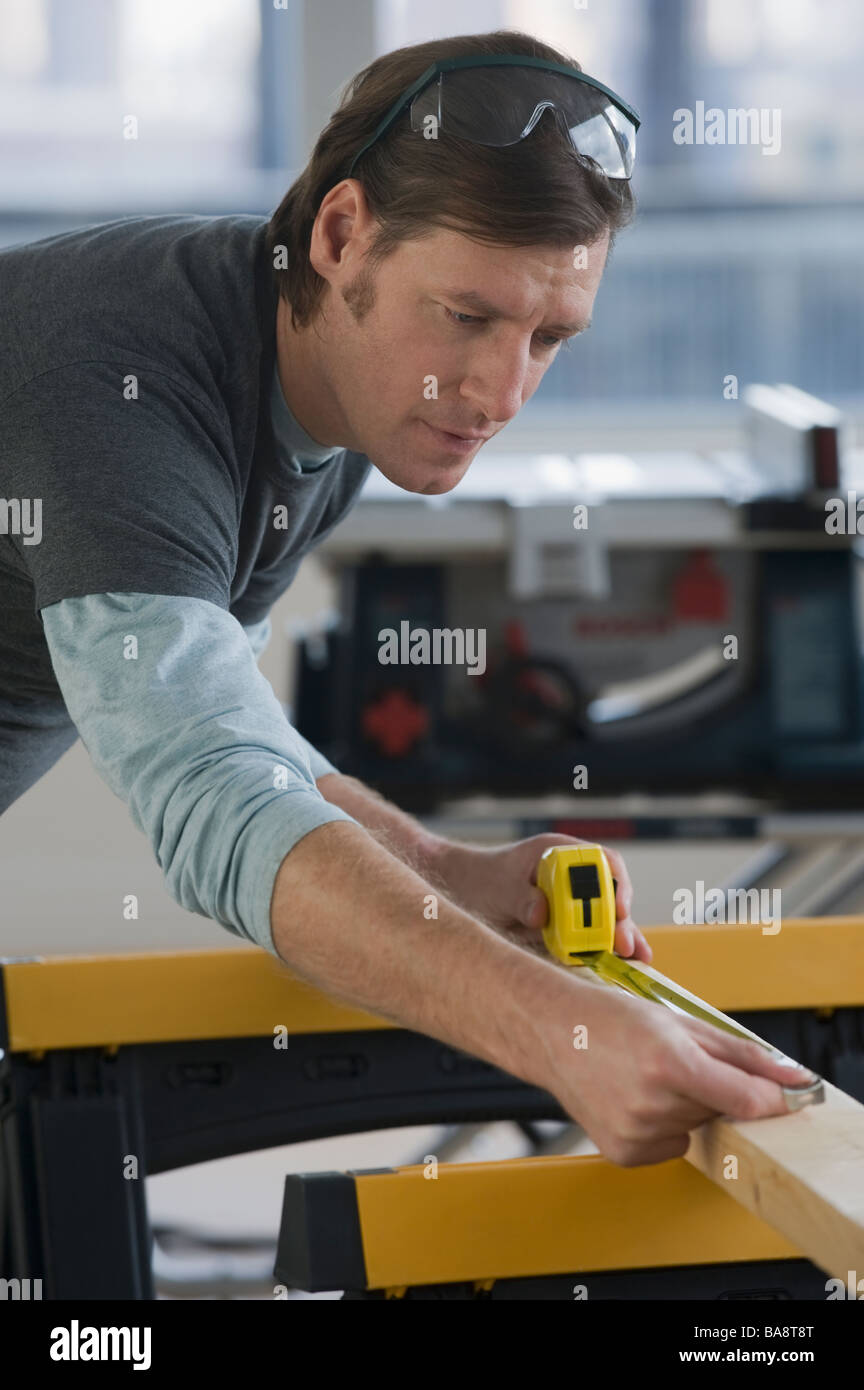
(1, 917, 862, 1298)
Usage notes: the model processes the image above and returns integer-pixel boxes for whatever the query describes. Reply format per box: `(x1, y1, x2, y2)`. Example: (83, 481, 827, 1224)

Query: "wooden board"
(686, 1080, 864, 1281)
(586, 960, 864, 1280)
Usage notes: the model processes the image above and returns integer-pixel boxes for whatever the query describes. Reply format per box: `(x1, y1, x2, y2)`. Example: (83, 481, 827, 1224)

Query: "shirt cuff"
(233, 794, 356, 955)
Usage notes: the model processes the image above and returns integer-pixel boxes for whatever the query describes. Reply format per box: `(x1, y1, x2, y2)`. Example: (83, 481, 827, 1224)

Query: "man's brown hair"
(267, 29, 635, 330)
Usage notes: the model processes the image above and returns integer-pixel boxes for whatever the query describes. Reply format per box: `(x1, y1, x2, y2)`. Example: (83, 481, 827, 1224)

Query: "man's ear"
(310, 179, 377, 281)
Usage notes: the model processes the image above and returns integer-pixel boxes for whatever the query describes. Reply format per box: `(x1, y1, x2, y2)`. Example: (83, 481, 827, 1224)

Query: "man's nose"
(460, 349, 528, 425)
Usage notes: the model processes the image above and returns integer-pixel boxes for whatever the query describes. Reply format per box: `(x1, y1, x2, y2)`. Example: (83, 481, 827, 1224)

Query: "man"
(0, 30, 812, 1166)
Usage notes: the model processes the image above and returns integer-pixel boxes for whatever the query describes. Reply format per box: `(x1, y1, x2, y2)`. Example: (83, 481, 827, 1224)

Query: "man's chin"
(419, 466, 471, 495)
(375, 455, 474, 496)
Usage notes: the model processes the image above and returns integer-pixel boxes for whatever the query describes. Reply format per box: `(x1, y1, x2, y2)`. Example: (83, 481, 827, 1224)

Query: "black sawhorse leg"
(0, 1048, 153, 1299)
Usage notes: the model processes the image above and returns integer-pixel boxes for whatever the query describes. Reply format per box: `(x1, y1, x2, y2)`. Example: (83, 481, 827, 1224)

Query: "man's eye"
(445, 307, 565, 351)
(446, 308, 483, 327)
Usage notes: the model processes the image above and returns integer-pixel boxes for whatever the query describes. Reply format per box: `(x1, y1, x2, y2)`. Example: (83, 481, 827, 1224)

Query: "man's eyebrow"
(440, 287, 591, 336)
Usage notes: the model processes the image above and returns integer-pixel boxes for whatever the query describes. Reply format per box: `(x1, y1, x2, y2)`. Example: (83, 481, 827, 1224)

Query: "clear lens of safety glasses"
(567, 102, 636, 179)
(410, 67, 636, 179)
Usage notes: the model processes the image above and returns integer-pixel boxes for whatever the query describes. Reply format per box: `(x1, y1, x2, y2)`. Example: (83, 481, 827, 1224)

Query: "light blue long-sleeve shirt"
(40, 591, 356, 954)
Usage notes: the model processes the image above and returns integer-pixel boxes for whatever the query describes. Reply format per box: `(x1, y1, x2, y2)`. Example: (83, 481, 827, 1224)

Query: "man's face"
(302, 192, 609, 495)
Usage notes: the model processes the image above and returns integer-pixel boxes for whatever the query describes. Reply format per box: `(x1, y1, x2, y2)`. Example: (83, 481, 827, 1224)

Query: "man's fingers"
(612, 917, 653, 962)
(678, 1027, 816, 1119)
(687, 1016, 816, 1083)
(606, 1133, 693, 1168)
(614, 916, 635, 956)
(600, 843, 633, 916)
(629, 924, 653, 963)
(520, 886, 549, 930)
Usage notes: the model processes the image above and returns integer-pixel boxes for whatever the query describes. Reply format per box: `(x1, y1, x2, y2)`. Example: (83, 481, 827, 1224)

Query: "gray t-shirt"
(0, 214, 373, 950)
(0, 213, 371, 707)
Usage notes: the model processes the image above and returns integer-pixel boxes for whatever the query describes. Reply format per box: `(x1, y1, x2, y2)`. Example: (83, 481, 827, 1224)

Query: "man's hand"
(428, 833, 652, 963)
(314, 774, 649, 963)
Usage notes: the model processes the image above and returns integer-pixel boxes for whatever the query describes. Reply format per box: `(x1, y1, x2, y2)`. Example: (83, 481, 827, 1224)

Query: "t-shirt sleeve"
(41, 591, 357, 954)
(1, 362, 240, 612)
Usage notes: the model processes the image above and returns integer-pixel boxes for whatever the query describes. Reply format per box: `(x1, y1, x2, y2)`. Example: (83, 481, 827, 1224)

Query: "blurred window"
(1, 0, 861, 421)
(0, 0, 260, 192)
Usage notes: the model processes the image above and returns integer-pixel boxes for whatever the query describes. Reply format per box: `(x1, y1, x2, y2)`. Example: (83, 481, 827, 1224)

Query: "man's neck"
(274, 296, 351, 449)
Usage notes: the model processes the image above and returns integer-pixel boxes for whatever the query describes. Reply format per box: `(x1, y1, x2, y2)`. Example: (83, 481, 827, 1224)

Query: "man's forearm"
(315, 770, 448, 877)
(269, 819, 576, 1090)
(313, 770, 553, 956)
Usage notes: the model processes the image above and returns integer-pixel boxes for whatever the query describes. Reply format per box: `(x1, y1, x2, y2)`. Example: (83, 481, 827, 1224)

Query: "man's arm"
(270, 818, 562, 1086)
(313, 769, 651, 961)
(269, 817, 816, 1164)
(315, 771, 441, 871)
(42, 594, 815, 1165)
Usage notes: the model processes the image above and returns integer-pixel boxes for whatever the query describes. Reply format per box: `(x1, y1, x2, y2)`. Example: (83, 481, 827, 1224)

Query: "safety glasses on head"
(346, 55, 640, 182)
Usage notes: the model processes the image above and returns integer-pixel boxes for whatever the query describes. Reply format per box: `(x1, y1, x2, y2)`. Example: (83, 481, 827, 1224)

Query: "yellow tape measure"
(537, 844, 824, 1108)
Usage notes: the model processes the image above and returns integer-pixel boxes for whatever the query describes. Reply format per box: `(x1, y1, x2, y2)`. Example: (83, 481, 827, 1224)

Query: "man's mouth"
(418, 420, 492, 452)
